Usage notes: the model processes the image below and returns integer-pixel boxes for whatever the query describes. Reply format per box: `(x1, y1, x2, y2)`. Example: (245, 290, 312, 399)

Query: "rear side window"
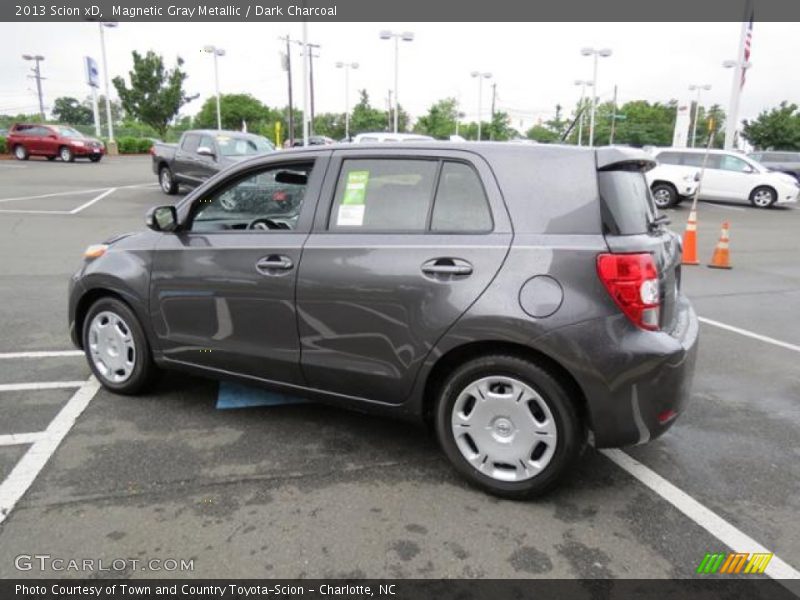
(598, 171, 656, 235)
(680, 153, 707, 167)
(431, 162, 492, 232)
(656, 151, 681, 165)
(329, 159, 437, 231)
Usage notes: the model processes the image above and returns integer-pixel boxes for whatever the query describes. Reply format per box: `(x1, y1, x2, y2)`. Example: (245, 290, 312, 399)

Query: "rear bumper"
(537, 295, 699, 448)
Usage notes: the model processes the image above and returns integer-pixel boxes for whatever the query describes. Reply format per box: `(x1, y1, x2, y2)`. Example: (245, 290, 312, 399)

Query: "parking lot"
(0, 155, 798, 582)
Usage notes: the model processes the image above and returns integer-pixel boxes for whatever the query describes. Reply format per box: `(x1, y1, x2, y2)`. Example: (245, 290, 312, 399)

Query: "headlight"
(83, 244, 108, 259)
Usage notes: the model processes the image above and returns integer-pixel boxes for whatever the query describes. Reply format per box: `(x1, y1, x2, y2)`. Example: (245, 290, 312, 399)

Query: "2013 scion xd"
(68, 143, 699, 498)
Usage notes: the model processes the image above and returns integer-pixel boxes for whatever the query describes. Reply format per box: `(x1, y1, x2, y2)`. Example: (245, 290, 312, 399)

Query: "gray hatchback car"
(68, 143, 699, 498)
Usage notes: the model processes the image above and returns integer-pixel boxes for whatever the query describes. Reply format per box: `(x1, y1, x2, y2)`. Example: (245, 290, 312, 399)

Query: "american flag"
(741, 10, 754, 89)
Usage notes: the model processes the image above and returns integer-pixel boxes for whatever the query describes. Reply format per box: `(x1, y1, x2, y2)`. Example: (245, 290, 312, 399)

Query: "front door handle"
(255, 255, 294, 274)
(421, 258, 473, 277)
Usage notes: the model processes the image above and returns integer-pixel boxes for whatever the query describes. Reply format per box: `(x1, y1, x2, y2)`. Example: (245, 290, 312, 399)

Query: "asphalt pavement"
(0, 155, 797, 581)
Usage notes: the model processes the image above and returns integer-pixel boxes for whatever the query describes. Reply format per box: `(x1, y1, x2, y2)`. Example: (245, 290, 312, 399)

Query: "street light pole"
(581, 47, 612, 147)
(98, 22, 117, 144)
(203, 45, 225, 130)
(336, 61, 359, 140)
(471, 71, 492, 141)
(22, 55, 45, 120)
(380, 30, 414, 133)
(574, 79, 592, 146)
(688, 84, 712, 148)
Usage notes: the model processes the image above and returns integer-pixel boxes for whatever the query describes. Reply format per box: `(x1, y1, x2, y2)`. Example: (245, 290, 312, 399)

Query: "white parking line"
(0, 381, 86, 392)
(0, 432, 46, 447)
(0, 182, 152, 204)
(0, 350, 83, 359)
(0, 376, 100, 524)
(699, 201, 747, 212)
(699, 317, 800, 353)
(602, 449, 800, 582)
(69, 187, 117, 214)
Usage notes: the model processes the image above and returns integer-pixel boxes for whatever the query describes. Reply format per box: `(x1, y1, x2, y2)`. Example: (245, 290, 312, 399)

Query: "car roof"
(654, 147, 742, 155)
(187, 129, 267, 139)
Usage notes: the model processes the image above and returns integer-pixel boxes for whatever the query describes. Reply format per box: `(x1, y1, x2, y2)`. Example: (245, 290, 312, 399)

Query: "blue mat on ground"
(216, 381, 309, 410)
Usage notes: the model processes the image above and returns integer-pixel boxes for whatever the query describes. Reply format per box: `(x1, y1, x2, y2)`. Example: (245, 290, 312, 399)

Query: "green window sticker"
(337, 170, 369, 226)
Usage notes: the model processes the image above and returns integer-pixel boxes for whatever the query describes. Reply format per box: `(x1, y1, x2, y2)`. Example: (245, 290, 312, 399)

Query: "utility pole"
(490, 82, 497, 140)
(303, 44, 320, 136)
(22, 55, 46, 120)
(387, 90, 393, 130)
(301, 22, 309, 146)
(279, 36, 295, 146)
(609, 84, 618, 145)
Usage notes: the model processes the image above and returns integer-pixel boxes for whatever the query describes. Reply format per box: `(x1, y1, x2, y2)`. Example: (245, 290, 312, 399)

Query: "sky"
(1, 21, 798, 131)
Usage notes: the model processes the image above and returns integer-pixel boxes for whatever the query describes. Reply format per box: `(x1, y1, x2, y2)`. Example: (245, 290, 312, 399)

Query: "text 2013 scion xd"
(69, 143, 698, 498)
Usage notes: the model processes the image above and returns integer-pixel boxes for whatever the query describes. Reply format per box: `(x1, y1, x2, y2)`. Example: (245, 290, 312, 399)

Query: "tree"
(414, 98, 458, 139)
(742, 102, 800, 150)
(350, 90, 388, 134)
(52, 97, 93, 125)
(526, 124, 560, 143)
(194, 93, 275, 131)
(84, 95, 124, 128)
(313, 112, 346, 140)
(112, 50, 197, 139)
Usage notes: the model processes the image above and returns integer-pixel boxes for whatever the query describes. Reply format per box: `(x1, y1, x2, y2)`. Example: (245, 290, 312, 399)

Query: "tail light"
(597, 253, 660, 331)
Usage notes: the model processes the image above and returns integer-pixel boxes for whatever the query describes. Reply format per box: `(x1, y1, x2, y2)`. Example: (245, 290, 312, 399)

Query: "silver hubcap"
(160, 169, 171, 191)
(450, 375, 557, 482)
(653, 188, 672, 207)
(88, 311, 136, 383)
(60, 148, 70, 161)
(753, 190, 772, 207)
(15, 146, 25, 159)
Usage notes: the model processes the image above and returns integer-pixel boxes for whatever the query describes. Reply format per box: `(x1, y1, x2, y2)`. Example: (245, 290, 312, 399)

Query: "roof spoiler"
(595, 147, 656, 173)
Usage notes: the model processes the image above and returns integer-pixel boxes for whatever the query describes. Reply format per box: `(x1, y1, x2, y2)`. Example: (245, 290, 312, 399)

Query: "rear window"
(598, 171, 657, 235)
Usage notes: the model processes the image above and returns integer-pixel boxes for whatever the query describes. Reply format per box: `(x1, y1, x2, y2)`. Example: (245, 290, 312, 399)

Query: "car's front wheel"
(749, 186, 776, 208)
(82, 297, 156, 394)
(59, 146, 75, 162)
(13, 145, 29, 160)
(89, 155, 102, 163)
(435, 354, 583, 499)
(651, 183, 678, 209)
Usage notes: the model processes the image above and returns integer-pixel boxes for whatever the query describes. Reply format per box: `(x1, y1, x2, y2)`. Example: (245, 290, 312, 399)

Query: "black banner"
(3, 0, 800, 22)
(3, 579, 799, 600)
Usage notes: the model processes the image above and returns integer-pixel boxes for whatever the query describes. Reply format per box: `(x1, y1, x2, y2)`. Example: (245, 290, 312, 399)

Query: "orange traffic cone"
(681, 209, 700, 265)
(708, 221, 732, 269)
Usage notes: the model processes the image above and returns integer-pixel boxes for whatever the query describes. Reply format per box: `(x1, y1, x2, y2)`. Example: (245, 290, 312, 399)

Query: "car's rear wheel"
(435, 354, 583, 499)
(651, 183, 678, 209)
(13, 145, 29, 160)
(59, 146, 75, 162)
(82, 297, 156, 394)
(749, 186, 776, 208)
(159, 166, 179, 195)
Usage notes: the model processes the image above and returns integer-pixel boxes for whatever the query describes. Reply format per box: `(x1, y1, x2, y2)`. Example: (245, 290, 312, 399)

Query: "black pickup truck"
(152, 129, 275, 195)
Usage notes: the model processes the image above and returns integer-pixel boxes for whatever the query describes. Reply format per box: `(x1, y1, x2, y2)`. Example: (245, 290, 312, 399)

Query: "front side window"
(329, 159, 438, 231)
(189, 162, 313, 233)
(181, 134, 200, 152)
(216, 135, 273, 156)
(57, 127, 83, 138)
(718, 154, 751, 172)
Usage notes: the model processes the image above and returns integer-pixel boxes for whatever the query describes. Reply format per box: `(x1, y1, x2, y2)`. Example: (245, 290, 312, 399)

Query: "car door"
(296, 149, 512, 405)
(196, 133, 219, 180)
(174, 133, 201, 184)
(39, 126, 60, 156)
(149, 153, 329, 385)
(703, 153, 753, 202)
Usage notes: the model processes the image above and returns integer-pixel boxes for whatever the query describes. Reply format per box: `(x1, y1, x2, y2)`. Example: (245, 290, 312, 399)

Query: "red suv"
(7, 124, 105, 162)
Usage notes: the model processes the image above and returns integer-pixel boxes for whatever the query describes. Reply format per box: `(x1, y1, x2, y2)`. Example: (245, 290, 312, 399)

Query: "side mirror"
(197, 146, 215, 159)
(145, 205, 178, 232)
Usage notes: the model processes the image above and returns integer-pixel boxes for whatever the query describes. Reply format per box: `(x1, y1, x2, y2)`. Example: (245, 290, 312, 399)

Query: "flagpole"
(724, 0, 753, 150)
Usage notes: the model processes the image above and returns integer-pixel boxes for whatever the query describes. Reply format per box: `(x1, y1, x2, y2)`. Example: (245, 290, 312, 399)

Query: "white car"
(651, 147, 800, 209)
(352, 132, 434, 143)
(645, 163, 700, 209)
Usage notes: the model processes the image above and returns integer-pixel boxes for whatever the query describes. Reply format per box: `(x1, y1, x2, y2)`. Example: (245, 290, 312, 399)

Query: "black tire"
(82, 297, 157, 395)
(651, 182, 678, 209)
(46, 156, 56, 161)
(749, 185, 776, 208)
(59, 146, 75, 162)
(159, 166, 179, 195)
(435, 354, 583, 499)
(13, 145, 29, 161)
(89, 155, 102, 163)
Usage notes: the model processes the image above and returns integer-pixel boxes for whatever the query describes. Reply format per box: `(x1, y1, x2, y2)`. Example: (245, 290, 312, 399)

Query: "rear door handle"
(256, 255, 294, 274)
(421, 258, 473, 277)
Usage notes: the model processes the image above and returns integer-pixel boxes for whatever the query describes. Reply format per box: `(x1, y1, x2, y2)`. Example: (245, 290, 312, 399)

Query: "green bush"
(137, 138, 154, 153)
(0, 136, 6, 154)
(116, 136, 140, 154)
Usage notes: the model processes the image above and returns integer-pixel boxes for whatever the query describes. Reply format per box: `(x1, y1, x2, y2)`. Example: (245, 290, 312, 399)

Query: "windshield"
(216, 135, 274, 157)
(57, 127, 84, 138)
